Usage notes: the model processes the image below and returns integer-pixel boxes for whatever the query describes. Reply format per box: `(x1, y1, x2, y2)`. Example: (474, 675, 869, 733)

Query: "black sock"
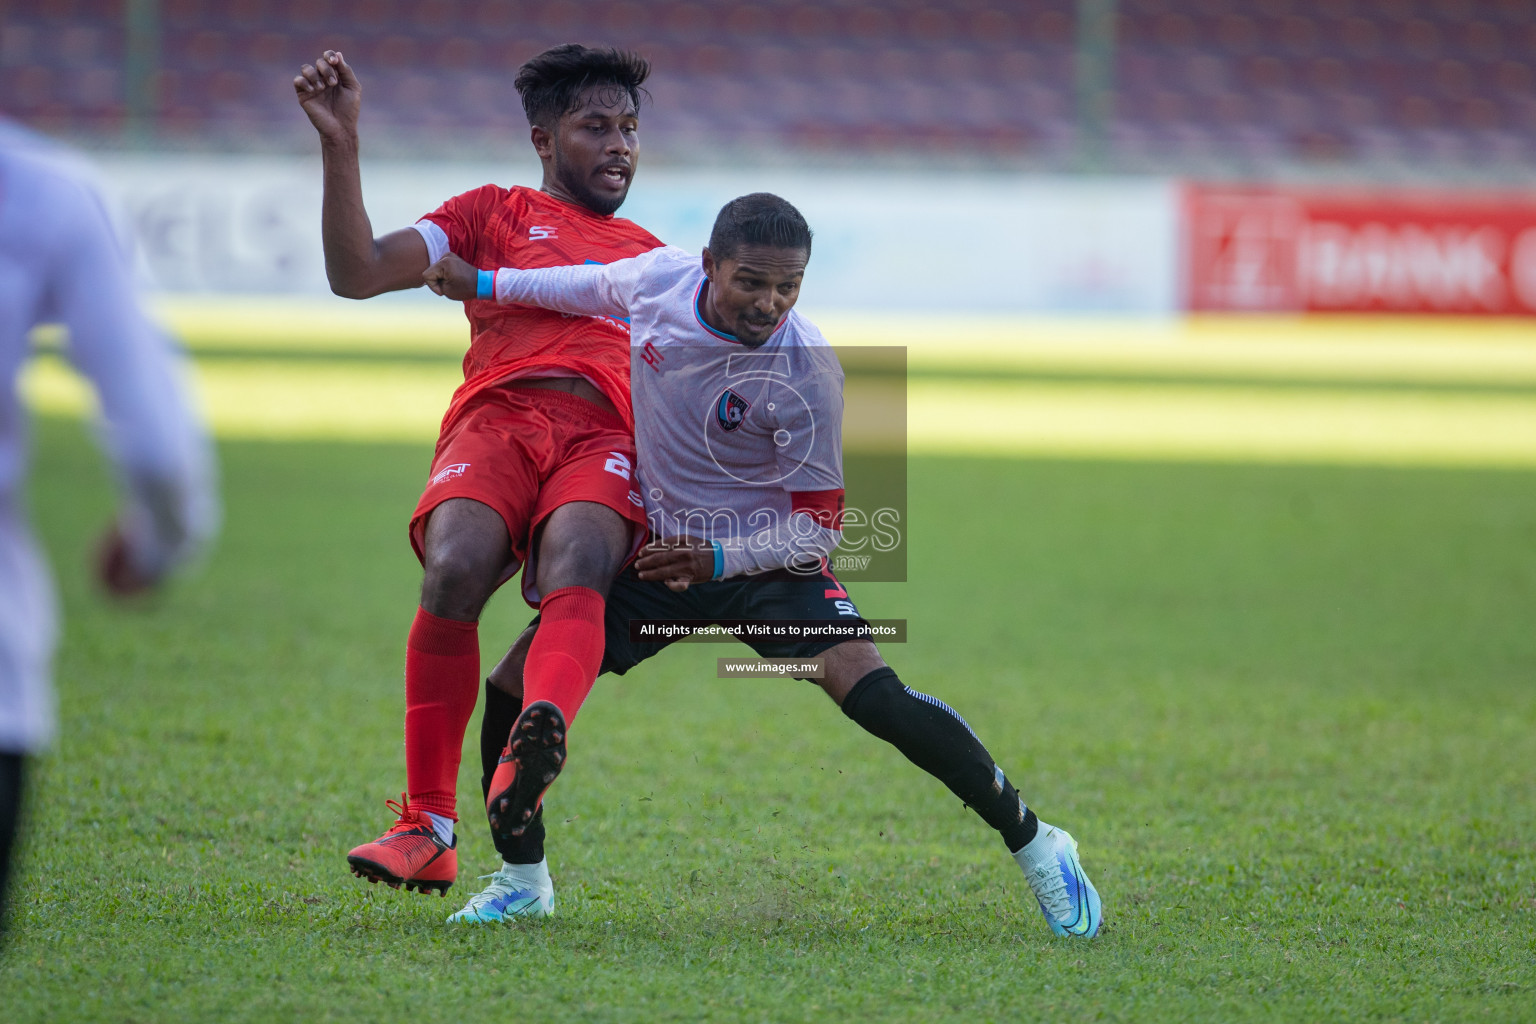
(0, 751, 25, 945)
(841, 667, 1039, 853)
(480, 680, 521, 803)
(495, 811, 546, 865)
(478, 681, 546, 865)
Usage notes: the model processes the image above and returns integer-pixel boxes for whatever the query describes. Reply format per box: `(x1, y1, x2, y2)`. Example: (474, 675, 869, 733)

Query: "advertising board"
(88, 154, 1180, 313)
(1185, 184, 1536, 315)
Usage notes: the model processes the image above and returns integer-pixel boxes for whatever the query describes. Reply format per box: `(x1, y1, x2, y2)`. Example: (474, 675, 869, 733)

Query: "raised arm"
(423, 250, 651, 319)
(294, 50, 427, 298)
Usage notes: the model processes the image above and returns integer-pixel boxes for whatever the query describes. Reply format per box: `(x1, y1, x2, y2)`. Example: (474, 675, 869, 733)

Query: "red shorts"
(410, 385, 646, 605)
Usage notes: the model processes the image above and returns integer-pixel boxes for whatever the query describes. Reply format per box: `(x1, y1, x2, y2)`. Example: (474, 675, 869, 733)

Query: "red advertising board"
(1183, 184, 1536, 315)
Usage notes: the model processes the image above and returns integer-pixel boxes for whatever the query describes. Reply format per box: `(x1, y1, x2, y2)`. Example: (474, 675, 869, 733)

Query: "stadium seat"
(3, 0, 1532, 174)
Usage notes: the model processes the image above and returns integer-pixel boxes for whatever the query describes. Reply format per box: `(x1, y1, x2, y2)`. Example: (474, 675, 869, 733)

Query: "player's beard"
(552, 138, 630, 217)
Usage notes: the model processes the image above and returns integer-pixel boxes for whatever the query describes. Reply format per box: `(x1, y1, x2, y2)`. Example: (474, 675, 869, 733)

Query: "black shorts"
(529, 563, 867, 676)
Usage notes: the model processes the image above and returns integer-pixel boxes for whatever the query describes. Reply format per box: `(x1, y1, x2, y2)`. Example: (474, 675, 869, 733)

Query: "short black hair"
(514, 44, 650, 129)
(708, 193, 813, 262)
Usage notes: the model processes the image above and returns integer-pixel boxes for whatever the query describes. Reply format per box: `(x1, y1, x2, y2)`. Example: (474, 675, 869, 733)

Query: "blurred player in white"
(424, 194, 1102, 938)
(0, 121, 217, 941)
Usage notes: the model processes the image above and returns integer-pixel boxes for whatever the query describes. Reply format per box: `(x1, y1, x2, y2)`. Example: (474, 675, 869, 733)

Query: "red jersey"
(420, 185, 663, 430)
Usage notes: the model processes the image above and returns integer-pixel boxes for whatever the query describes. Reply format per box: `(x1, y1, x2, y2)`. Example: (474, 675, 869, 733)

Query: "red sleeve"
(419, 185, 504, 261)
(791, 489, 845, 529)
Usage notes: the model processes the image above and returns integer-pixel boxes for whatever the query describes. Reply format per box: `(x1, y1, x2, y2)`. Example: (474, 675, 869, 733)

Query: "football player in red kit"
(292, 44, 661, 896)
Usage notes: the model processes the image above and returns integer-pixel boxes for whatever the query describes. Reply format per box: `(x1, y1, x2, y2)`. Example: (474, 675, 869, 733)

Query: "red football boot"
(486, 701, 566, 842)
(346, 794, 457, 895)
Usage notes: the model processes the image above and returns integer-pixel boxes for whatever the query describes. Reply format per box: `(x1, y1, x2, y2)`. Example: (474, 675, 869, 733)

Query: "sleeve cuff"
(412, 219, 450, 264)
(721, 544, 748, 580)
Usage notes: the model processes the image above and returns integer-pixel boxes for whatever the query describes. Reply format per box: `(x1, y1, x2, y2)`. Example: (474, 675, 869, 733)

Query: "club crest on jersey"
(716, 389, 750, 431)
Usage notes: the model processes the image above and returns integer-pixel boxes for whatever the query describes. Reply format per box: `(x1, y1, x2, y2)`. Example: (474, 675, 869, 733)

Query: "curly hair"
(514, 44, 651, 128)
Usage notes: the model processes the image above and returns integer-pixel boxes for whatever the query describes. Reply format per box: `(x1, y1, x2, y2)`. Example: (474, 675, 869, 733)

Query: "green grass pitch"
(3, 415, 1533, 1021)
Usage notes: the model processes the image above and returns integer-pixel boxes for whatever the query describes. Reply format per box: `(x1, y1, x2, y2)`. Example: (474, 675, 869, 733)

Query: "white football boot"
(1014, 822, 1102, 938)
(446, 858, 555, 924)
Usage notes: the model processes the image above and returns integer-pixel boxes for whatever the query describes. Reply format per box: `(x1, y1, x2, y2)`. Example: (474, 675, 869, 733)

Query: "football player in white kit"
(423, 193, 1101, 938)
(0, 122, 217, 940)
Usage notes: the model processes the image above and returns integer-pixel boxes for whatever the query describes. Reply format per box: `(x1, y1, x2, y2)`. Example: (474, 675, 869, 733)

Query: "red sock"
(404, 607, 480, 821)
(523, 585, 606, 726)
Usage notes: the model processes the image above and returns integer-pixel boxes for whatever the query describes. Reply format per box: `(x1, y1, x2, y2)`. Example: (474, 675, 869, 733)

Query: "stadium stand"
(1, 0, 1532, 176)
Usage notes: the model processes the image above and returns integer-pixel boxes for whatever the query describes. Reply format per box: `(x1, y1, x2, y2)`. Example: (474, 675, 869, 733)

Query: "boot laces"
(461, 869, 530, 911)
(1029, 860, 1072, 920)
(381, 794, 427, 837)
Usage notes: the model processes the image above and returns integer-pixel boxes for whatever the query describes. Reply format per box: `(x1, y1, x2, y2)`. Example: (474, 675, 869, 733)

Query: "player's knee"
(538, 547, 618, 595)
(420, 544, 501, 618)
(535, 520, 628, 594)
(819, 640, 887, 705)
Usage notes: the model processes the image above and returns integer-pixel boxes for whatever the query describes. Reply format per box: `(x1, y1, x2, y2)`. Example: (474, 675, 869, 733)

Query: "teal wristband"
(476, 269, 494, 300)
(711, 540, 724, 581)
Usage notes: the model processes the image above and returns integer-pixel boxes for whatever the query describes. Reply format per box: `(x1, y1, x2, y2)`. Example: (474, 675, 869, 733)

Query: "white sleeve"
(53, 181, 218, 578)
(493, 247, 664, 319)
(722, 515, 841, 579)
(412, 219, 451, 264)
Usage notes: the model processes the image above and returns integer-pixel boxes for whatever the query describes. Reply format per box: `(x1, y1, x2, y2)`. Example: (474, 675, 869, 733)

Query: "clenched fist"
(294, 50, 361, 142)
(423, 253, 482, 301)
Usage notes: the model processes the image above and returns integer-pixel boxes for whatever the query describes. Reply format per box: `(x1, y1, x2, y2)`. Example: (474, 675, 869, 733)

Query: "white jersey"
(492, 245, 844, 577)
(0, 121, 217, 753)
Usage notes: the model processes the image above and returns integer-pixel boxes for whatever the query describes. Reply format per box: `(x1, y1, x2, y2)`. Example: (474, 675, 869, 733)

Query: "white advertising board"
(92, 153, 1179, 314)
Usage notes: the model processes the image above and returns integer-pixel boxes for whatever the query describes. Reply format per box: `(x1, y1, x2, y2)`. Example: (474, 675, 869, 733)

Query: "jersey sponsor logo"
(716, 388, 750, 431)
(641, 341, 665, 370)
(529, 225, 558, 240)
(833, 599, 859, 617)
(431, 462, 471, 485)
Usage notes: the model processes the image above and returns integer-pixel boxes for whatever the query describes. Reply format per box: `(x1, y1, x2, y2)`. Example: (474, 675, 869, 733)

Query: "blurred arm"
(50, 182, 218, 587)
